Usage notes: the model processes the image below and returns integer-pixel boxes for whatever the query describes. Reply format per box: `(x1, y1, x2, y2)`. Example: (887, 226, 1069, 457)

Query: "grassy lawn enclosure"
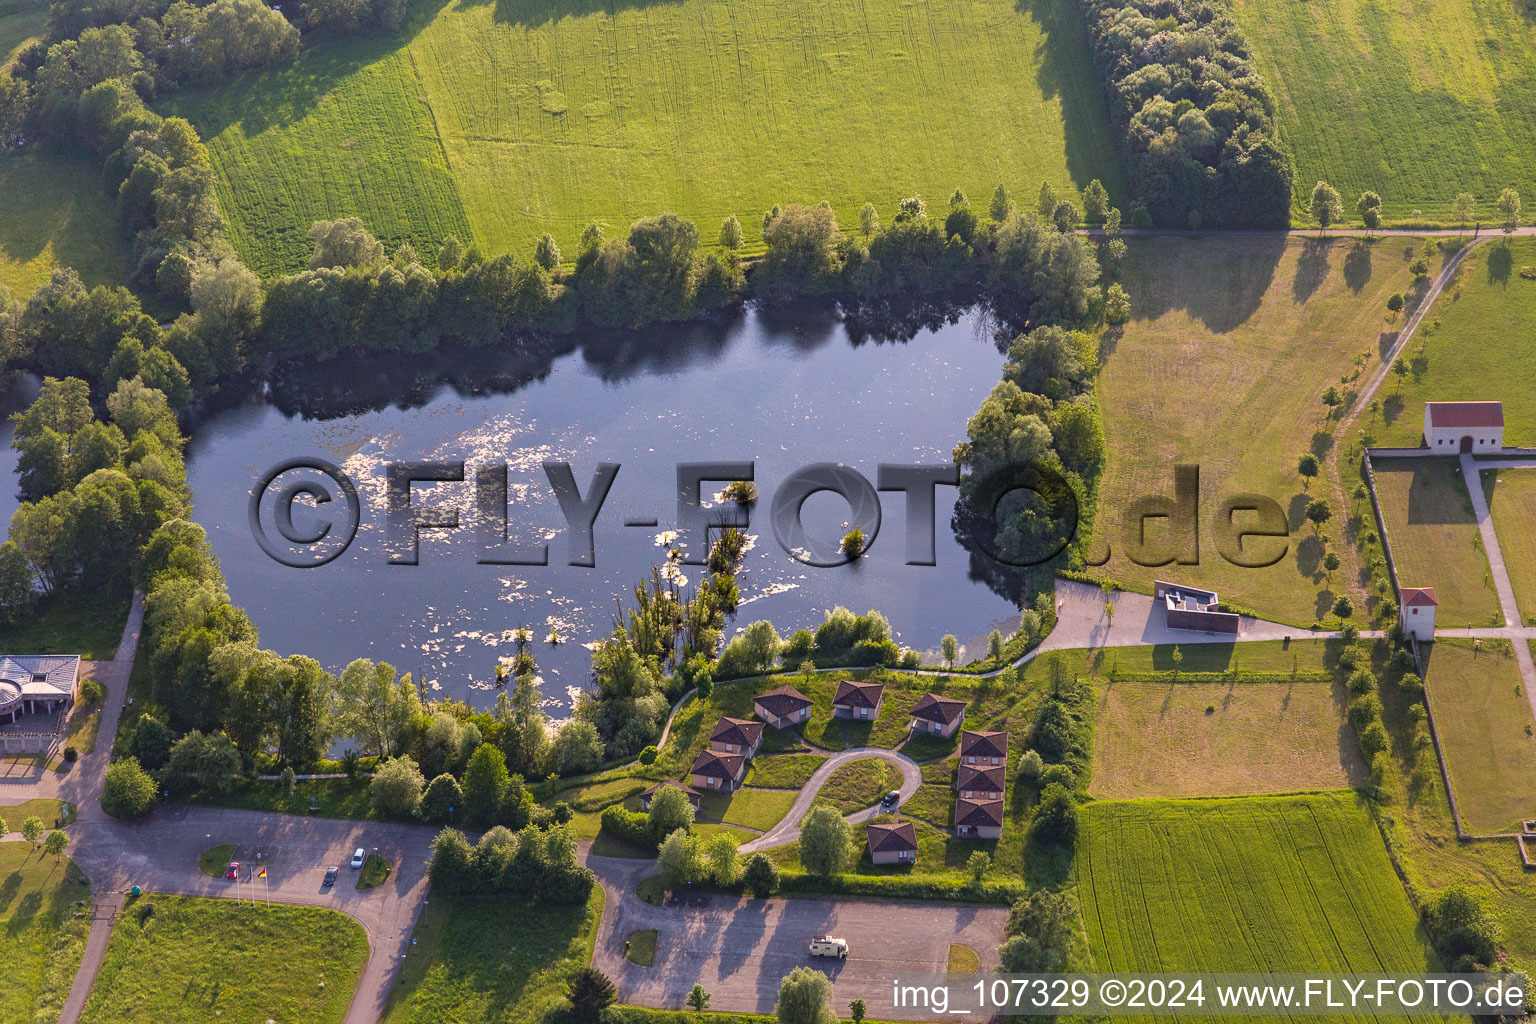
(197, 844, 236, 877)
(625, 929, 657, 967)
(744, 754, 826, 789)
(357, 853, 392, 890)
(1380, 240, 1536, 448)
(0, 842, 89, 1024)
(382, 887, 602, 1023)
(1095, 235, 1423, 626)
(1420, 638, 1536, 834)
(1485, 468, 1536, 623)
(1091, 680, 1363, 799)
(947, 944, 980, 974)
(0, 151, 134, 299)
(0, 797, 72, 831)
(80, 894, 368, 1024)
(169, 0, 1124, 275)
(1078, 794, 1441, 976)
(815, 758, 903, 814)
(1372, 457, 1501, 627)
(698, 787, 798, 832)
(1234, 0, 1536, 223)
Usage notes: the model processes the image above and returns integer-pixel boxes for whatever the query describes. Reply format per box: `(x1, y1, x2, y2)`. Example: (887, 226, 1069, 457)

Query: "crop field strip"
(168, 0, 1123, 274)
(1078, 795, 1441, 986)
(1235, 0, 1536, 222)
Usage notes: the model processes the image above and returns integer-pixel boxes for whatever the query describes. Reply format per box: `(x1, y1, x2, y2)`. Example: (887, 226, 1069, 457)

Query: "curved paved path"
(739, 747, 922, 854)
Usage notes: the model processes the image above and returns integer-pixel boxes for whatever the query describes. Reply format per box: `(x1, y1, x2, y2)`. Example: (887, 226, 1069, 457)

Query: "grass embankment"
(381, 887, 602, 1024)
(1380, 239, 1536, 446)
(1079, 794, 1442, 975)
(1095, 234, 1422, 627)
(1234, 0, 1536, 223)
(1484, 468, 1536, 623)
(173, 0, 1122, 274)
(1372, 457, 1501, 627)
(80, 894, 367, 1024)
(1421, 638, 1536, 834)
(0, 150, 134, 299)
(0, 843, 89, 1024)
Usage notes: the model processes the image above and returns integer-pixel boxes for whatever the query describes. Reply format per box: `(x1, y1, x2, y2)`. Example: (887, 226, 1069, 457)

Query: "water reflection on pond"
(186, 305, 1026, 713)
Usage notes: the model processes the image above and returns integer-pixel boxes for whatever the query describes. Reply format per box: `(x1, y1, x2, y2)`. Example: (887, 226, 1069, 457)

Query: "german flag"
(257, 868, 266, 879)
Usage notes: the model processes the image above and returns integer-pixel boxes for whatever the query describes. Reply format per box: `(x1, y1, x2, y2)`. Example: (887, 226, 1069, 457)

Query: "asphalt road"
(588, 854, 1006, 1016)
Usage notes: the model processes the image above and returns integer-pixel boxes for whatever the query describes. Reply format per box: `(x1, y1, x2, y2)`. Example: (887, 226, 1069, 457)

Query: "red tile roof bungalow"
(832, 679, 884, 720)
(710, 716, 764, 758)
(909, 693, 966, 737)
(753, 685, 813, 729)
(690, 749, 746, 792)
(955, 764, 1005, 801)
(639, 780, 702, 812)
(866, 822, 918, 865)
(1424, 401, 1503, 453)
(960, 730, 1008, 768)
(954, 797, 1004, 839)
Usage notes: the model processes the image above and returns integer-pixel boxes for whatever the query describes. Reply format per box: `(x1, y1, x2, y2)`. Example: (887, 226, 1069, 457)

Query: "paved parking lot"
(589, 855, 1006, 1016)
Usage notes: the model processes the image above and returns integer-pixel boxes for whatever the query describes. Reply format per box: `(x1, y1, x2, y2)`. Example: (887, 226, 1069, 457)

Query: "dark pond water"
(174, 307, 1025, 713)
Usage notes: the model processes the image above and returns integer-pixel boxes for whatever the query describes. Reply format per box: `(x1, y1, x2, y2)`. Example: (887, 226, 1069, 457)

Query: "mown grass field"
(1372, 457, 1501, 627)
(1234, 0, 1536, 223)
(1421, 639, 1536, 834)
(0, 150, 133, 301)
(1094, 235, 1422, 626)
(1381, 240, 1536, 447)
(1485, 468, 1536, 623)
(165, 41, 472, 277)
(1091, 681, 1362, 799)
(80, 894, 368, 1024)
(1078, 794, 1440, 977)
(0, 842, 88, 1024)
(171, 0, 1123, 275)
(382, 887, 601, 1024)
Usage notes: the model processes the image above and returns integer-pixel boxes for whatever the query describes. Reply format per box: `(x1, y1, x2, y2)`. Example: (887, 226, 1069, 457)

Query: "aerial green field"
(1421, 639, 1536, 835)
(1485, 468, 1536, 623)
(1372, 457, 1501, 627)
(1234, 0, 1536, 222)
(382, 888, 601, 1024)
(1381, 239, 1536, 447)
(0, 149, 134, 299)
(1092, 681, 1361, 799)
(1095, 234, 1422, 626)
(169, 0, 1124, 275)
(165, 40, 472, 278)
(1078, 794, 1440, 977)
(80, 895, 368, 1024)
(0, 843, 88, 1024)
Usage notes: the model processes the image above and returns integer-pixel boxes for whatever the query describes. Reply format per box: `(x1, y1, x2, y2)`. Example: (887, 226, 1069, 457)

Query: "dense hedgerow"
(1080, 0, 1293, 229)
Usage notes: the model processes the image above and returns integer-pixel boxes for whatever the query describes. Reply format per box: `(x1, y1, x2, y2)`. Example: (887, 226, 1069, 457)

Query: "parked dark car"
(880, 790, 900, 809)
(324, 866, 338, 888)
